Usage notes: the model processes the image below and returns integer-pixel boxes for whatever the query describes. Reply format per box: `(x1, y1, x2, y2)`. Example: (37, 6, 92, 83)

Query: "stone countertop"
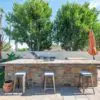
(0, 59, 100, 66)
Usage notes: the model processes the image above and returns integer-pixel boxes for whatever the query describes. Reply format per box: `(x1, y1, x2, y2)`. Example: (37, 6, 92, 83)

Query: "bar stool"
(44, 72, 56, 93)
(79, 71, 95, 94)
(13, 71, 26, 93)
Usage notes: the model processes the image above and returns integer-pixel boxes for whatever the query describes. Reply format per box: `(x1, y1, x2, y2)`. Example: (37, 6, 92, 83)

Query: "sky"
(1, 0, 100, 26)
(0, 0, 100, 50)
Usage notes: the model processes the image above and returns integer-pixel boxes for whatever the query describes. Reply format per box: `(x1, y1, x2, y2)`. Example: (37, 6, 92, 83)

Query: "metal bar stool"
(44, 72, 56, 93)
(79, 71, 95, 94)
(13, 71, 26, 93)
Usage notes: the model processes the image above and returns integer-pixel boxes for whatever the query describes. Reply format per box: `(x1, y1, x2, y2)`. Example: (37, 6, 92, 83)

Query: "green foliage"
(0, 59, 7, 62)
(5, 0, 52, 51)
(17, 48, 29, 52)
(0, 8, 4, 13)
(92, 23, 100, 50)
(2, 42, 11, 51)
(7, 52, 21, 60)
(0, 52, 21, 62)
(0, 69, 4, 88)
(54, 2, 99, 50)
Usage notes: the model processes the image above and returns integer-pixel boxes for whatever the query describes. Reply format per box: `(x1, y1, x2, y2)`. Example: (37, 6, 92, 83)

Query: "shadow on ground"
(0, 87, 96, 96)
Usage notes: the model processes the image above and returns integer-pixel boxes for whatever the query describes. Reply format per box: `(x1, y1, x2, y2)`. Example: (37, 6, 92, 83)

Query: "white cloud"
(89, 0, 100, 9)
(89, 0, 100, 21)
(11, 40, 28, 50)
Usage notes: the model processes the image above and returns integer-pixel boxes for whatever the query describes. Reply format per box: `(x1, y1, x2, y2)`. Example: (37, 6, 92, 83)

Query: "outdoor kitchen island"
(2, 59, 100, 87)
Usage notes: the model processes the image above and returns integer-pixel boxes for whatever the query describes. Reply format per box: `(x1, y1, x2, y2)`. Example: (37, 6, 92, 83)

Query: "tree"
(1, 32, 12, 51)
(0, 8, 11, 52)
(54, 2, 99, 50)
(93, 23, 100, 50)
(5, 0, 52, 51)
(2, 42, 11, 51)
(0, 8, 4, 28)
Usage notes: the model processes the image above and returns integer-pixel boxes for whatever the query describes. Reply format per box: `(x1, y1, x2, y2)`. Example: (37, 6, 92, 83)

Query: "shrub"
(7, 52, 21, 61)
(0, 69, 4, 88)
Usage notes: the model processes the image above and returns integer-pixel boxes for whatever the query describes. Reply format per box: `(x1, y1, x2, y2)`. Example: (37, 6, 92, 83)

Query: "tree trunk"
(15, 41, 18, 51)
(28, 40, 34, 51)
(37, 38, 40, 51)
(8, 37, 11, 44)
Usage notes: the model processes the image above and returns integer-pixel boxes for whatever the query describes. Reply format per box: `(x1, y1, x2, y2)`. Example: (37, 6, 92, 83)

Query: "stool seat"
(44, 72, 54, 76)
(80, 71, 92, 76)
(15, 72, 26, 76)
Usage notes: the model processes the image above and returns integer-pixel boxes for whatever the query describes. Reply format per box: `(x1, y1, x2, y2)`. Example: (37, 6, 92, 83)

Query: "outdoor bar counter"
(1, 59, 100, 87)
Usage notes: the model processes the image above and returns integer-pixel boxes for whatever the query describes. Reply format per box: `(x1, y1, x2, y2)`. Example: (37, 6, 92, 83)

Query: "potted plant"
(3, 80, 13, 93)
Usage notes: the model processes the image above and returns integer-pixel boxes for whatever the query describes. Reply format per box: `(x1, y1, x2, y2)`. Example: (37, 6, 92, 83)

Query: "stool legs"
(13, 76, 16, 92)
(90, 75, 95, 94)
(52, 75, 56, 93)
(44, 76, 46, 91)
(23, 75, 26, 93)
(82, 76, 85, 94)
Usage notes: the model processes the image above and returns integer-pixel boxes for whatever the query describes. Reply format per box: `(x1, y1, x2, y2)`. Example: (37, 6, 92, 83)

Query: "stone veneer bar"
(1, 59, 100, 87)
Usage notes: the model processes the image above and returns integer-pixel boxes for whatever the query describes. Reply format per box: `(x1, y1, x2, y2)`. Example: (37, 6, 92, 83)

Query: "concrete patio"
(0, 86, 100, 100)
(0, 69, 100, 100)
